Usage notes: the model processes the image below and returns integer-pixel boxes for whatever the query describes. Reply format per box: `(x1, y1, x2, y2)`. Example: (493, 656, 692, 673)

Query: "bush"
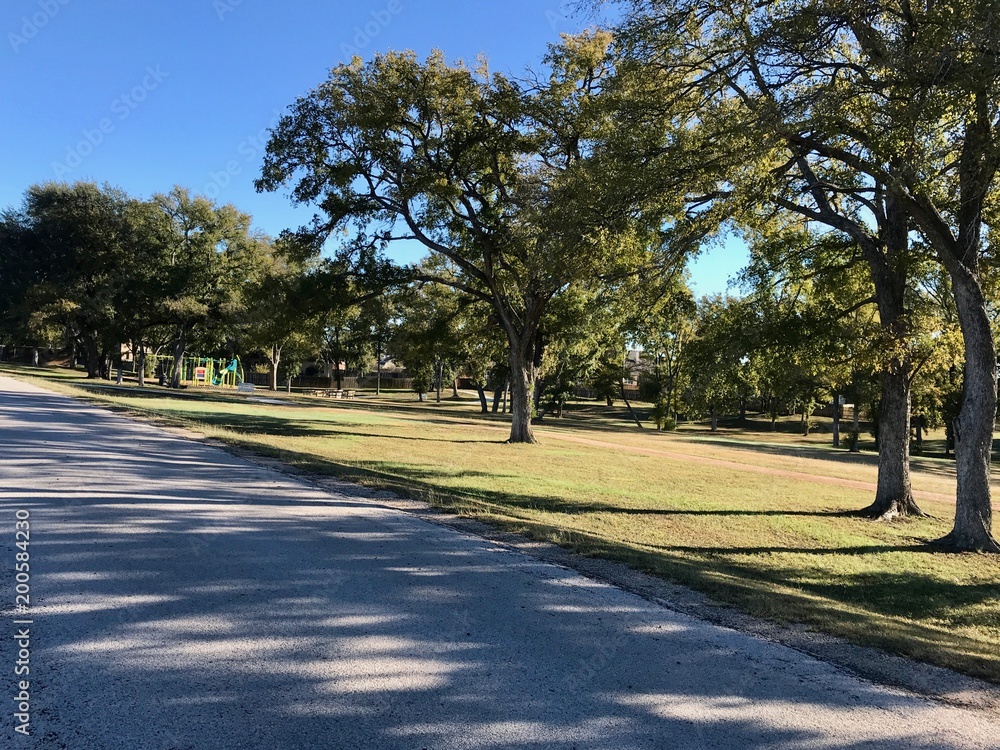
(650, 398, 676, 431)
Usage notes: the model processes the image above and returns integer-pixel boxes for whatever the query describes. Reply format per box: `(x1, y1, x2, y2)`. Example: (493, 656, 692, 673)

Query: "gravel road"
(1, 375, 998, 749)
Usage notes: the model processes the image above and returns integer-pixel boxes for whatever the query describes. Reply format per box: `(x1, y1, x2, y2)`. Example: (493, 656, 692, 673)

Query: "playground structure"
(142, 354, 245, 388)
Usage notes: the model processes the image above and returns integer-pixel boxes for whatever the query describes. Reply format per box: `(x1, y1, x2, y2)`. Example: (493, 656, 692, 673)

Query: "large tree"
(240, 248, 321, 391)
(152, 187, 264, 387)
(256, 33, 667, 442)
(619, 0, 1000, 550)
(3, 182, 137, 378)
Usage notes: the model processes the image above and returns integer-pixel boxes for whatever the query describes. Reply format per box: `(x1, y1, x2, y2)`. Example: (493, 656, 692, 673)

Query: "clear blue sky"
(1, 0, 745, 294)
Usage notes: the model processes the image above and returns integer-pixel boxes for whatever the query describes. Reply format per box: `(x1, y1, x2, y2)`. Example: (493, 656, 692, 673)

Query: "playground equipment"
(188, 356, 244, 388)
(211, 358, 243, 387)
(141, 354, 244, 388)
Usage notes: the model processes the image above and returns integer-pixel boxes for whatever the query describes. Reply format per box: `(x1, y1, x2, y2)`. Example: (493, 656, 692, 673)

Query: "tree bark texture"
(936, 269, 999, 550)
(858, 364, 923, 519)
(507, 345, 537, 444)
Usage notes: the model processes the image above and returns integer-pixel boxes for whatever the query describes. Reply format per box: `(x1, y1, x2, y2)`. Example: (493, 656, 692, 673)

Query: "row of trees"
(0, 182, 397, 391)
(252, 2, 999, 551)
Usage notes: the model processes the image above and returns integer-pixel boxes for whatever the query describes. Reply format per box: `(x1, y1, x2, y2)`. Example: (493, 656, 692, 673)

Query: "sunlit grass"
(5, 363, 999, 682)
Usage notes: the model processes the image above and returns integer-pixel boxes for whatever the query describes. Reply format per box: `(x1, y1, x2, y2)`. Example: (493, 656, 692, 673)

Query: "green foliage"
(256, 31, 698, 440)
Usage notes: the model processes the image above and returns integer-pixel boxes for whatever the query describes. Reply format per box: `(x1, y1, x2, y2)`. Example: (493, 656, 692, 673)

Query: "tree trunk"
(915, 415, 923, 453)
(935, 270, 999, 550)
(858, 363, 924, 519)
(270, 355, 279, 392)
(136, 344, 146, 388)
(83, 334, 101, 379)
(507, 343, 537, 443)
(832, 394, 840, 448)
(452, 378, 460, 399)
(334, 364, 343, 391)
(619, 378, 644, 429)
(31, 347, 39, 367)
(376, 345, 382, 396)
(502, 381, 509, 414)
(170, 330, 186, 388)
(476, 384, 488, 414)
(710, 405, 718, 432)
(435, 360, 443, 403)
(851, 397, 860, 452)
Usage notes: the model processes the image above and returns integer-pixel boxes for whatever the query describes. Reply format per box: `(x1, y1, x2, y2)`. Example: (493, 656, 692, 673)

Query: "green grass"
(5, 363, 999, 683)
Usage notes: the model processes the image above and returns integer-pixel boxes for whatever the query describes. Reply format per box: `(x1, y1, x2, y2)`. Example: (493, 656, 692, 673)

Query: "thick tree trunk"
(452, 378, 460, 399)
(935, 271, 999, 550)
(170, 330, 187, 388)
(858, 364, 924, 519)
(507, 342, 537, 444)
(82, 334, 101, 379)
(476, 384, 488, 414)
(334, 365, 343, 391)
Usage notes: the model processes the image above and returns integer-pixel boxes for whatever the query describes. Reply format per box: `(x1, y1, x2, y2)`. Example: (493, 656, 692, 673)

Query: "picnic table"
(307, 389, 356, 399)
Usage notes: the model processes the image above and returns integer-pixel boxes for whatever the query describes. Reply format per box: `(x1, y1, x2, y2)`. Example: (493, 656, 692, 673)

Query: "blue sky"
(1, 0, 746, 294)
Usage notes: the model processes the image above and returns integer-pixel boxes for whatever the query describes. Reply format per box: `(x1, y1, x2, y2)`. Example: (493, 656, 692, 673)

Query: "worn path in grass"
(3, 377, 1000, 748)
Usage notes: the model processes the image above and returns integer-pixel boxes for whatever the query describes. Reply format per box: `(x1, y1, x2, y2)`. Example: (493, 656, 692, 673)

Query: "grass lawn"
(4, 363, 999, 683)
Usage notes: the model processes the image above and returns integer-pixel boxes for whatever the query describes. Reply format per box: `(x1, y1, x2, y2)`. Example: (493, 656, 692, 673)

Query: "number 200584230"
(15, 510, 30, 611)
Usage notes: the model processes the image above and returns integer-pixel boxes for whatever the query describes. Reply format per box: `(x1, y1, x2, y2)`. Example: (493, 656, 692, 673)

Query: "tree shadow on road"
(1, 387, 997, 748)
